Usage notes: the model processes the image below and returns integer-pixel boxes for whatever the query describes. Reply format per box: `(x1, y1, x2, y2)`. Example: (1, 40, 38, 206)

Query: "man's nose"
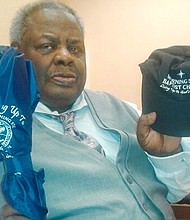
(54, 47, 74, 65)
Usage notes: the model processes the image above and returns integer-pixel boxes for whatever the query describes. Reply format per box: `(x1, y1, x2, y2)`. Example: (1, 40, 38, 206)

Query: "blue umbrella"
(0, 46, 48, 219)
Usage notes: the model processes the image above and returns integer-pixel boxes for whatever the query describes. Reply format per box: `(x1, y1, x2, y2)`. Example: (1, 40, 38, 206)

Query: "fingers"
(0, 204, 16, 219)
(0, 205, 28, 220)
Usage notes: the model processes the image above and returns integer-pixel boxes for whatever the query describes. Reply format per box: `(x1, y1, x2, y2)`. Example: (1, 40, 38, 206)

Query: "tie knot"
(59, 112, 76, 131)
(59, 112, 75, 123)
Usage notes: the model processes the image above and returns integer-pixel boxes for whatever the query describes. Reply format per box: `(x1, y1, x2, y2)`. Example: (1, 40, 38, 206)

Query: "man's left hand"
(136, 112, 182, 156)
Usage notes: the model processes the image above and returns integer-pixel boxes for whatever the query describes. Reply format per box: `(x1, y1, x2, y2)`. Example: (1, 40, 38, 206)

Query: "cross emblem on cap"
(177, 70, 186, 79)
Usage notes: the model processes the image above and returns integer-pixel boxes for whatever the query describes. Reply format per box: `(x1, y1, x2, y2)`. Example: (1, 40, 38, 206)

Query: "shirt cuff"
(148, 151, 190, 172)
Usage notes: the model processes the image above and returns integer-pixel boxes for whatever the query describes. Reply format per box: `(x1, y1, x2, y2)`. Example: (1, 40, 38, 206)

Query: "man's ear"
(10, 41, 21, 50)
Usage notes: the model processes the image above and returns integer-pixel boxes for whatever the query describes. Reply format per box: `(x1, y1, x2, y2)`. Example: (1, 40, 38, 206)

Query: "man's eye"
(38, 44, 56, 53)
(69, 46, 79, 53)
(43, 44, 52, 49)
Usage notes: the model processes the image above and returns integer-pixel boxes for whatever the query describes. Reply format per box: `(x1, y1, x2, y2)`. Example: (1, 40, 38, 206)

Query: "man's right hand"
(0, 204, 29, 220)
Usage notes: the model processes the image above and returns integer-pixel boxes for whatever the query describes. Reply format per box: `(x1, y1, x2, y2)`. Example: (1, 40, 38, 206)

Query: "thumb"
(137, 112, 156, 136)
(136, 112, 157, 148)
(139, 112, 157, 126)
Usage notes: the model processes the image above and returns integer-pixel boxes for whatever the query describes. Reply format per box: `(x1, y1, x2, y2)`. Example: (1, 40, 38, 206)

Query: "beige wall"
(1, 0, 190, 108)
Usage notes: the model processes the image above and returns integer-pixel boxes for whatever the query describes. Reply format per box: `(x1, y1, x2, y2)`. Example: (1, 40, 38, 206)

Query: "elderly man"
(0, 0, 189, 219)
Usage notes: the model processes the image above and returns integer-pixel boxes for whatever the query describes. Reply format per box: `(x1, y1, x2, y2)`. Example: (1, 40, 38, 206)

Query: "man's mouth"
(51, 72, 76, 86)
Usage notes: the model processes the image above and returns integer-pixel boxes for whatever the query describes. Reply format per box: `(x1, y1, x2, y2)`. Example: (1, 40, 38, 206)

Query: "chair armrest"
(171, 203, 190, 220)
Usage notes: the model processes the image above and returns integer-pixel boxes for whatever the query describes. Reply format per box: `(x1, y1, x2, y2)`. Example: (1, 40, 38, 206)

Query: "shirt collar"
(35, 91, 87, 115)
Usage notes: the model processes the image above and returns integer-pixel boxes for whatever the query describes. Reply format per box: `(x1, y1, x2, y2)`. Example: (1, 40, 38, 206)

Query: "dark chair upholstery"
(171, 194, 190, 220)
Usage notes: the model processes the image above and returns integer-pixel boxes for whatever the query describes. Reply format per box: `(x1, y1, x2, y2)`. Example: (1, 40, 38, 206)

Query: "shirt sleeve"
(148, 137, 190, 203)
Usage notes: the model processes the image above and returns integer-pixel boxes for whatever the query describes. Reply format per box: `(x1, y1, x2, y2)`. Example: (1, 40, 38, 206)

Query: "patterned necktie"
(59, 111, 105, 155)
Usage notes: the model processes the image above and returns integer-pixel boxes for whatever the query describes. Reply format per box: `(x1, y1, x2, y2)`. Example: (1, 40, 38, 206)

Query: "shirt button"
(143, 203, 148, 211)
(126, 175, 133, 184)
(180, 158, 186, 162)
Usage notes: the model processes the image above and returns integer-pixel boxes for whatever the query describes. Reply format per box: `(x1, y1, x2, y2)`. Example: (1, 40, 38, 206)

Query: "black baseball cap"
(139, 45, 190, 137)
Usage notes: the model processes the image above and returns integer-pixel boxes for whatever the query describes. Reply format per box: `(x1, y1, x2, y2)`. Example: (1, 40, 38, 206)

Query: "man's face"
(18, 8, 86, 112)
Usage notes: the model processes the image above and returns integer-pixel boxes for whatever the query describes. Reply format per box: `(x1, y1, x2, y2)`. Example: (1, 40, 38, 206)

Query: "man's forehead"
(22, 7, 84, 42)
(27, 7, 76, 23)
(40, 32, 83, 43)
(25, 8, 81, 33)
